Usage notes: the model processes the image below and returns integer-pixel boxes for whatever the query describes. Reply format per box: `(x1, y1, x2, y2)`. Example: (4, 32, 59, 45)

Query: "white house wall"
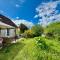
(0, 29, 15, 38)
(9, 29, 15, 37)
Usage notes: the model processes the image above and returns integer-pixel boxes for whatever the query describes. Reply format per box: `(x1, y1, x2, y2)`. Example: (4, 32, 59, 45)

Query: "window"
(7, 28, 10, 36)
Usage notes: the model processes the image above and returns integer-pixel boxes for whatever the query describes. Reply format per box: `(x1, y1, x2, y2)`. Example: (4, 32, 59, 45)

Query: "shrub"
(36, 37, 49, 50)
(23, 24, 44, 38)
(2, 38, 12, 47)
(23, 30, 34, 38)
(45, 32, 54, 39)
(31, 24, 44, 37)
(45, 22, 60, 39)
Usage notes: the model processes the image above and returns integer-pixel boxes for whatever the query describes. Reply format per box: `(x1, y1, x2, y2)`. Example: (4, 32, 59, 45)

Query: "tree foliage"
(19, 23, 28, 33)
(45, 22, 60, 39)
(23, 24, 44, 38)
(31, 24, 44, 37)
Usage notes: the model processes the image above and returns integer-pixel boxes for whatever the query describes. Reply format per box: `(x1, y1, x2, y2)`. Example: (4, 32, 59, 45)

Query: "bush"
(36, 37, 49, 50)
(2, 38, 12, 47)
(23, 24, 44, 38)
(46, 32, 55, 39)
(31, 24, 44, 37)
(45, 22, 60, 39)
(23, 30, 34, 38)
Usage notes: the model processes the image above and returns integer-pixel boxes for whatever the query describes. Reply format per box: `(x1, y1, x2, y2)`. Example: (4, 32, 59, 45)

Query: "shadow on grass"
(0, 42, 25, 60)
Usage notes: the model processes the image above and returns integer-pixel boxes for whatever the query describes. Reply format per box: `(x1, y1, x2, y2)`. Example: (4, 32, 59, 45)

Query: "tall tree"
(19, 23, 28, 33)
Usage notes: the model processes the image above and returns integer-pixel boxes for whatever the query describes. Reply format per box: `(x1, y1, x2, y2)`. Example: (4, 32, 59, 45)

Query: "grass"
(0, 42, 25, 60)
(0, 37, 60, 60)
(13, 37, 60, 60)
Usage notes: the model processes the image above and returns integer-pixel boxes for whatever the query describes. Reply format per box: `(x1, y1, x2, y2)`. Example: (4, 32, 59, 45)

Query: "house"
(0, 14, 17, 43)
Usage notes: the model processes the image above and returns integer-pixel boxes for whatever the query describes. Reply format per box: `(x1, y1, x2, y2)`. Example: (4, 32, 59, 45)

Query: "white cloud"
(12, 19, 34, 28)
(10, 0, 25, 8)
(34, 15, 38, 18)
(0, 10, 4, 14)
(15, 4, 20, 7)
(16, 16, 20, 19)
(35, 1, 60, 26)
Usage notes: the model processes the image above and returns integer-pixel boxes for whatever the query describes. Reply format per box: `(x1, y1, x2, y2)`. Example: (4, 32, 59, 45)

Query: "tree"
(19, 23, 28, 33)
(31, 24, 44, 37)
(45, 22, 60, 39)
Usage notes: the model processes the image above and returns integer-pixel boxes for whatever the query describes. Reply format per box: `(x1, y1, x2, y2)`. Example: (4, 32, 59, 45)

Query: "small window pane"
(7, 29, 9, 36)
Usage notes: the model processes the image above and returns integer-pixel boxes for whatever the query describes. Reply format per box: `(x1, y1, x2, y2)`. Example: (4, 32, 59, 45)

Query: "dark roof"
(0, 14, 17, 27)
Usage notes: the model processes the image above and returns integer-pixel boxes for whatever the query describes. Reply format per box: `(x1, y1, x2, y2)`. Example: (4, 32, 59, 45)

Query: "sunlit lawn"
(0, 37, 60, 60)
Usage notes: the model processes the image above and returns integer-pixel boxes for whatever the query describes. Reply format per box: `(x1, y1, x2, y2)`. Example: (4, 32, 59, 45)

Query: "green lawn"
(0, 37, 60, 60)
(0, 42, 25, 60)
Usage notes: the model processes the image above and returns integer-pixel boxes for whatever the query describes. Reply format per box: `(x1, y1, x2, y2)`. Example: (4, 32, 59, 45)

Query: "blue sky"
(0, 0, 60, 26)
